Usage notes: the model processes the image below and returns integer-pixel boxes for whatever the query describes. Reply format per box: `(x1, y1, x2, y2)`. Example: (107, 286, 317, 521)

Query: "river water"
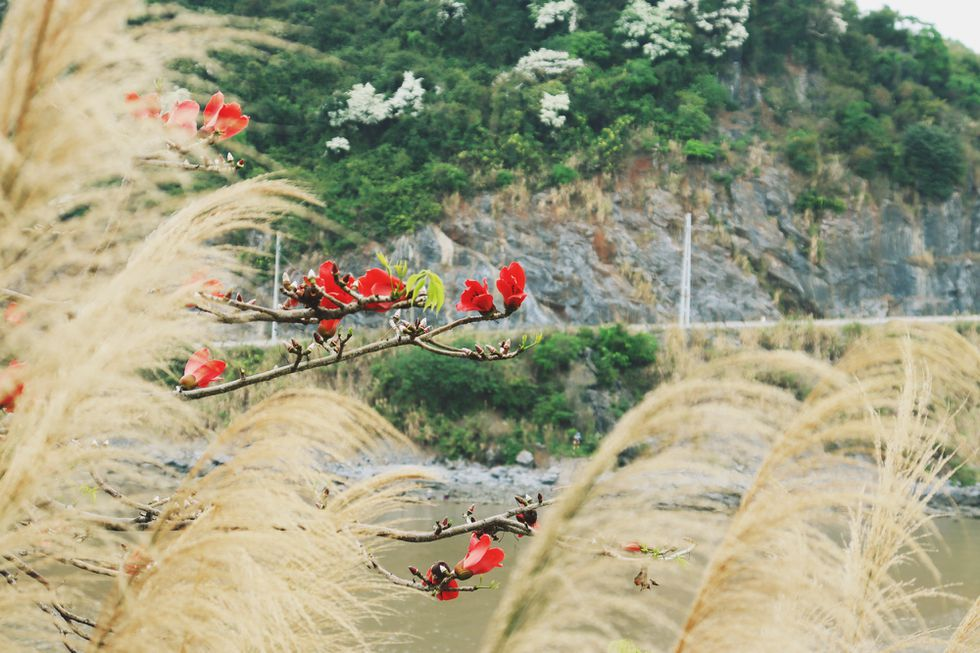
(372, 503, 980, 652)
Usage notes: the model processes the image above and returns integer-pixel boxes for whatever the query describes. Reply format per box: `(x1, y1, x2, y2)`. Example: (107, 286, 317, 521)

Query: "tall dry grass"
(1, 2, 423, 650)
(482, 327, 979, 652)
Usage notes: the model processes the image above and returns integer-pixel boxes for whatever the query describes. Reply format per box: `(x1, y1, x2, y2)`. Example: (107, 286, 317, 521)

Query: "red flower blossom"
(496, 261, 527, 311)
(315, 261, 355, 308)
(161, 99, 200, 134)
(179, 348, 226, 390)
(125, 91, 161, 119)
(123, 547, 154, 577)
(622, 542, 643, 553)
(425, 565, 459, 601)
(453, 533, 505, 580)
(201, 92, 250, 141)
(0, 360, 25, 413)
(4, 302, 25, 325)
(317, 318, 341, 338)
(356, 268, 405, 312)
(456, 278, 496, 313)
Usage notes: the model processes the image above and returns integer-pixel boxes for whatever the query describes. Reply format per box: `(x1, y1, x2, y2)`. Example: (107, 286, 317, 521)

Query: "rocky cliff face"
(358, 163, 977, 326)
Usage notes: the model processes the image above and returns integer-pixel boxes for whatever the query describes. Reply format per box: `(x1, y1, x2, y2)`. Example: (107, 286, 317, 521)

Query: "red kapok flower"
(4, 302, 25, 325)
(425, 564, 459, 601)
(0, 360, 25, 413)
(356, 268, 405, 312)
(456, 278, 496, 314)
(315, 261, 355, 308)
(179, 348, 226, 390)
(317, 318, 341, 339)
(496, 261, 526, 311)
(453, 533, 505, 580)
(123, 547, 154, 577)
(126, 91, 161, 119)
(162, 99, 200, 134)
(201, 91, 250, 141)
(622, 542, 643, 553)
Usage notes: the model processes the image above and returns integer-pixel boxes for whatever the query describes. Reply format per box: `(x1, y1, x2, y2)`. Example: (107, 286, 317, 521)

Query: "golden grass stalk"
(1, 2, 420, 650)
(89, 389, 426, 652)
(482, 329, 978, 653)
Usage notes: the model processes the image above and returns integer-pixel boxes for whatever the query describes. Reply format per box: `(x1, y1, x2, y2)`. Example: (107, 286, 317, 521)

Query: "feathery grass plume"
(946, 597, 979, 653)
(482, 329, 978, 653)
(0, 1, 358, 649)
(89, 389, 427, 652)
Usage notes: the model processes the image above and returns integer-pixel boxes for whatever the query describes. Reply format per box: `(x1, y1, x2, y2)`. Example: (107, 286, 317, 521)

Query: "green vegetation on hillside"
(159, 0, 979, 245)
(371, 325, 659, 462)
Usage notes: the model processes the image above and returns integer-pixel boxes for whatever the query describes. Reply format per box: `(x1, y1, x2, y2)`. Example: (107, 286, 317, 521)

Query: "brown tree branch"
(358, 500, 553, 542)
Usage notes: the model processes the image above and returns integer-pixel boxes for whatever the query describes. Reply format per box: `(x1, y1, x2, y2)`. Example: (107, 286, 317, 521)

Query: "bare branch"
(358, 500, 553, 542)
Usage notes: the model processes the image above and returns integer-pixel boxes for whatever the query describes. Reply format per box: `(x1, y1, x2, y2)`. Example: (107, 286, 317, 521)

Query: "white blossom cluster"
(325, 136, 350, 152)
(437, 0, 466, 24)
(329, 72, 426, 126)
(539, 91, 570, 128)
(512, 48, 585, 79)
(693, 0, 750, 58)
(531, 1, 579, 32)
(825, 0, 848, 34)
(616, 0, 692, 62)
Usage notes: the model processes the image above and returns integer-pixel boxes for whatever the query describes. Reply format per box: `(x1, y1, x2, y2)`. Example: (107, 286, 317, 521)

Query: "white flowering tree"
(616, 0, 692, 61)
(328, 72, 427, 127)
(539, 91, 570, 129)
(437, 0, 467, 25)
(325, 136, 350, 153)
(530, 1, 579, 32)
(693, 0, 750, 58)
(615, 0, 751, 62)
(512, 48, 585, 80)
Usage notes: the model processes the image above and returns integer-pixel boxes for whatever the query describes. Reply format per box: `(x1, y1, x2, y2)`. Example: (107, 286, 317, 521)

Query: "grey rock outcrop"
(351, 163, 977, 325)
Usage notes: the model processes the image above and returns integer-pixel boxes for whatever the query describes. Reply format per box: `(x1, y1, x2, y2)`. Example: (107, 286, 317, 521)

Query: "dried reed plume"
(1, 1, 423, 650)
(482, 327, 979, 652)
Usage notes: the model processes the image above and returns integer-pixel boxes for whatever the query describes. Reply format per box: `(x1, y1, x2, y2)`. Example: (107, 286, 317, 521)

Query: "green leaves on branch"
(405, 269, 446, 312)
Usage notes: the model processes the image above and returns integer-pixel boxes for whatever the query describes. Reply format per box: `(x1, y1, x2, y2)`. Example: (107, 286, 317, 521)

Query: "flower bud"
(453, 562, 474, 581)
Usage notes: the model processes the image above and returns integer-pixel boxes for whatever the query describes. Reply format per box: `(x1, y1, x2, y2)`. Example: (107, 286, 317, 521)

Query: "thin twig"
(91, 472, 160, 516)
(359, 500, 553, 542)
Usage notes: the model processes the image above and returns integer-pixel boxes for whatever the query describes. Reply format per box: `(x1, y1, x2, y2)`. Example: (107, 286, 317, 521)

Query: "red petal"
(217, 115, 249, 140)
(184, 348, 211, 377)
(203, 91, 224, 126)
(437, 579, 459, 601)
(466, 546, 505, 575)
(195, 360, 226, 388)
(166, 100, 200, 132)
(462, 534, 491, 569)
(507, 262, 525, 290)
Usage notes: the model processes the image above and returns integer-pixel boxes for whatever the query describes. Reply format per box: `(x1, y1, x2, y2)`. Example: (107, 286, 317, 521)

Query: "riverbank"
(150, 443, 980, 518)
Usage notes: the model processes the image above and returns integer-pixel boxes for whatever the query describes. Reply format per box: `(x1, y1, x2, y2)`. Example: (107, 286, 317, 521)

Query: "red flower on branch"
(161, 99, 200, 134)
(453, 533, 505, 580)
(201, 92, 250, 141)
(356, 268, 405, 312)
(315, 261, 355, 308)
(179, 348, 226, 390)
(317, 318, 341, 339)
(456, 278, 495, 314)
(622, 542, 643, 553)
(125, 91, 161, 119)
(0, 360, 25, 413)
(425, 564, 460, 601)
(496, 262, 527, 311)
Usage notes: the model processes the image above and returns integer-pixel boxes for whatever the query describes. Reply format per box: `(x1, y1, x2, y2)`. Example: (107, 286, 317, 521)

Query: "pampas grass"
(1, 2, 423, 650)
(482, 328, 979, 653)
